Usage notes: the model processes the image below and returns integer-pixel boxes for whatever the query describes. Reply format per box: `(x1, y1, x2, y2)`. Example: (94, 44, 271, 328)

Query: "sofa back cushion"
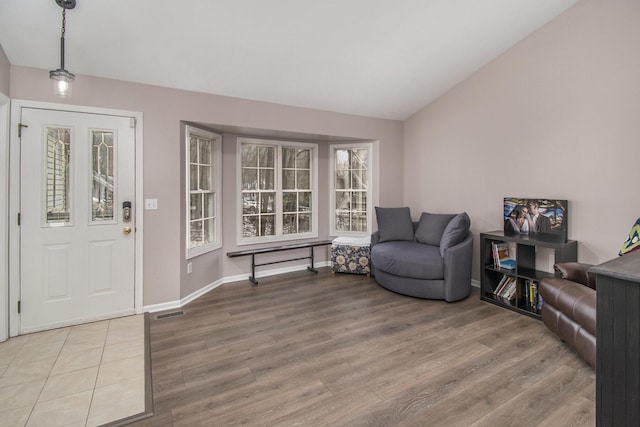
(375, 207, 414, 243)
(415, 213, 456, 246)
(439, 212, 471, 257)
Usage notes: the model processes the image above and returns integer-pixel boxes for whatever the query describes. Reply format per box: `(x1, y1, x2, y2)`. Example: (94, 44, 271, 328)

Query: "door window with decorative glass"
(330, 144, 372, 235)
(186, 126, 221, 257)
(239, 138, 317, 244)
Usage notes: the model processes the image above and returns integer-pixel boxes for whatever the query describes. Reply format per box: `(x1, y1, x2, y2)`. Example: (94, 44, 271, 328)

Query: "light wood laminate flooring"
(136, 268, 595, 426)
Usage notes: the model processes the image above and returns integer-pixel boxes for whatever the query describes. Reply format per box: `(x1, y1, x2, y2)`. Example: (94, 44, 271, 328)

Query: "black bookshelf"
(480, 230, 578, 319)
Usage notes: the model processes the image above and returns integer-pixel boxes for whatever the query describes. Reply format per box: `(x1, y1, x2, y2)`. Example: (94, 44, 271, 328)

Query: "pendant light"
(49, 0, 76, 98)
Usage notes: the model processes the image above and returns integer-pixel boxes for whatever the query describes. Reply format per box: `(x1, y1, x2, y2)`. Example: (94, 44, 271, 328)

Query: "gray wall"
(404, 0, 640, 278)
(8, 65, 404, 306)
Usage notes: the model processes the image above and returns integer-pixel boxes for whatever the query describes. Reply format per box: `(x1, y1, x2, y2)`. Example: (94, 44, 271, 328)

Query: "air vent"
(155, 310, 185, 320)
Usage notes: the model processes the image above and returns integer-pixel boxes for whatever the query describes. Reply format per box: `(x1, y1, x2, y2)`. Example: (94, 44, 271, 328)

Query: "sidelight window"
(330, 143, 373, 235)
(186, 126, 222, 258)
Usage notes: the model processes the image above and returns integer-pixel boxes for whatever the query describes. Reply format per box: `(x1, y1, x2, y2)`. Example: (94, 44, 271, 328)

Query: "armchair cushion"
(440, 212, 471, 257)
(415, 212, 455, 246)
(371, 241, 444, 280)
(375, 207, 414, 243)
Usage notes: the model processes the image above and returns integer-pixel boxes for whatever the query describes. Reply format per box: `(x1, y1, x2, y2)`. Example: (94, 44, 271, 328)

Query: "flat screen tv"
(504, 198, 568, 242)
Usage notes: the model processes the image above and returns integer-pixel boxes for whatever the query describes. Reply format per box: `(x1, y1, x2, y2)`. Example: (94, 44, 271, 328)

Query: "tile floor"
(0, 315, 146, 427)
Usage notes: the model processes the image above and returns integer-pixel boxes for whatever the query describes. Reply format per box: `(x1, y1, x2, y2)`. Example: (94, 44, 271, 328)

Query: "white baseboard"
(144, 261, 331, 313)
(471, 279, 480, 288)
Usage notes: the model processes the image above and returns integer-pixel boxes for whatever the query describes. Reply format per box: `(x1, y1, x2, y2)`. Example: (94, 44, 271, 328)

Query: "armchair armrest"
(443, 231, 473, 302)
(554, 262, 596, 290)
(371, 231, 380, 248)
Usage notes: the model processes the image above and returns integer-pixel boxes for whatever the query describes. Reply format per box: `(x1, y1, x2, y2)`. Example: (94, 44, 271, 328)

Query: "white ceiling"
(0, 0, 578, 120)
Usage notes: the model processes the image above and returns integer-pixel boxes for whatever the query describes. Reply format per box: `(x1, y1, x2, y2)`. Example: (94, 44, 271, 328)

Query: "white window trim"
(237, 137, 318, 246)
(329, 142, 373, 237)
(186, 125, 222, 259)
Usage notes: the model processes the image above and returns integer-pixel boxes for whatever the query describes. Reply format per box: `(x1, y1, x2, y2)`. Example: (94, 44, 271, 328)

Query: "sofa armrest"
(554, 262, 596, 290)
(443, 231, 473, 302)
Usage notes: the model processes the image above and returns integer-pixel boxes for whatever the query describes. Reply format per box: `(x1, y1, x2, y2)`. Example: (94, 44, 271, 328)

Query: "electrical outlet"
(187, 263, 193, 274)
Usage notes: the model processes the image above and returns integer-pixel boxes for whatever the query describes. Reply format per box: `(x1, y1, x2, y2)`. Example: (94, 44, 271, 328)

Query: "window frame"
(185, 125, 222, 259)
(237, 137, 318, 245)
(329, 142, 373, 236)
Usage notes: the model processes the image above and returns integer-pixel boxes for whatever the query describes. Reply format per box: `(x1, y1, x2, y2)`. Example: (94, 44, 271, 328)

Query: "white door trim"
(8, 100, 144, 337)
(0, 92, 9, 342)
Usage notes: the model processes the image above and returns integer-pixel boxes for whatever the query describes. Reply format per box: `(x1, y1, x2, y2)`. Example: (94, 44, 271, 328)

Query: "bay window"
(239, 138, 317, 244)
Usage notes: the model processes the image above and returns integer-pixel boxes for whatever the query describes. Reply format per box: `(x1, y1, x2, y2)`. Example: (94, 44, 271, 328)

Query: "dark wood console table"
(589, 251, 640, 427)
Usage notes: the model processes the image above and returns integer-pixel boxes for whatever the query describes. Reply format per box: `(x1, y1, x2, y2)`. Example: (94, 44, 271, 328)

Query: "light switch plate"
(145, 199, 158, 210)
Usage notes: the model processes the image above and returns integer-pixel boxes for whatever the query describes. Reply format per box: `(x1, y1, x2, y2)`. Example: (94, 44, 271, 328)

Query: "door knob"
(123, 227, 132, 235)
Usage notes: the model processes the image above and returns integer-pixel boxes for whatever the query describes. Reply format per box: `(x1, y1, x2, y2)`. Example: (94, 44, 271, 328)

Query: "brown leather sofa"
(538, 262, 596, 368)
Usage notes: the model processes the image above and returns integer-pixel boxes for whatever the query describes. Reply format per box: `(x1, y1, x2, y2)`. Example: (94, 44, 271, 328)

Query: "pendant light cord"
(60, 8, 67, 69)
(62, 8, 66, 38)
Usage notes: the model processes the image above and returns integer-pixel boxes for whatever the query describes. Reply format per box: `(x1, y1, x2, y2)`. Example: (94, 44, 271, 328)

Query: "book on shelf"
(522, 279, 540, 312)
(493, 275, 517, 302)
(500, 259, 516, 270)
(491, 242, 516, 270)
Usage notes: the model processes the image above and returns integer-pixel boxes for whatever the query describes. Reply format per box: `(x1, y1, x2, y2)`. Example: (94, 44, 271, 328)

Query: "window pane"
(283, 192, 297, 213)
(283, 214, 297, 234)
(259, 169, 274, 190)
(336, 149, 349, 170)
(203, 193, 214, 218)
(336, 191, 350, 210)
(352, 149, 368, 169)
(46, 127, 71, 223)
(299, 192, 311, 212)
(261, 192, 275, 213)
(351, 170, 362, 190)
(243, 193, 258, 214)
(91, 130, 114, 221)
(242, 145, 258, 167)
(191, 193, 202, 220)
(199, 139, 211, 166)
(296, 149, 310, 169)
(261, 215, 275, 236)
(203, 218, 213, 244)
(199, 165, 211, 191)
(190, 220, 202, 247)
(352, 191, 366, 211)
(242, 168, 258, 190)
(243, 215, 258, 238)
(282, 170, 295, 190)
(282, 148, 296, 169)
(190, 165, 198, 191)
(335, 171, 348, 190)
(297, 170, 310, 189)
(190, 137, 198, 162)
(299, 214, 311, 233)
(353, 212, 367, 232)
(259, 146, 274, 167)
(336, 212, 350, 231)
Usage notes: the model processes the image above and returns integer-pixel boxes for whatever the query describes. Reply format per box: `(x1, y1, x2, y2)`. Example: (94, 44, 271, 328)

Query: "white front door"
(19, 108, 136, 333)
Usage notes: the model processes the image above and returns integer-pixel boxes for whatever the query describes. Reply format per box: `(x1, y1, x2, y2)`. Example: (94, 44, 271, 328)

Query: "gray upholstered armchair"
(371, 208, 473, 302)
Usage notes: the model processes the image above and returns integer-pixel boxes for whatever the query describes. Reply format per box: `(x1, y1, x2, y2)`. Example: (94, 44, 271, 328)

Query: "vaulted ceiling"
(0, 0, 578, 120)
